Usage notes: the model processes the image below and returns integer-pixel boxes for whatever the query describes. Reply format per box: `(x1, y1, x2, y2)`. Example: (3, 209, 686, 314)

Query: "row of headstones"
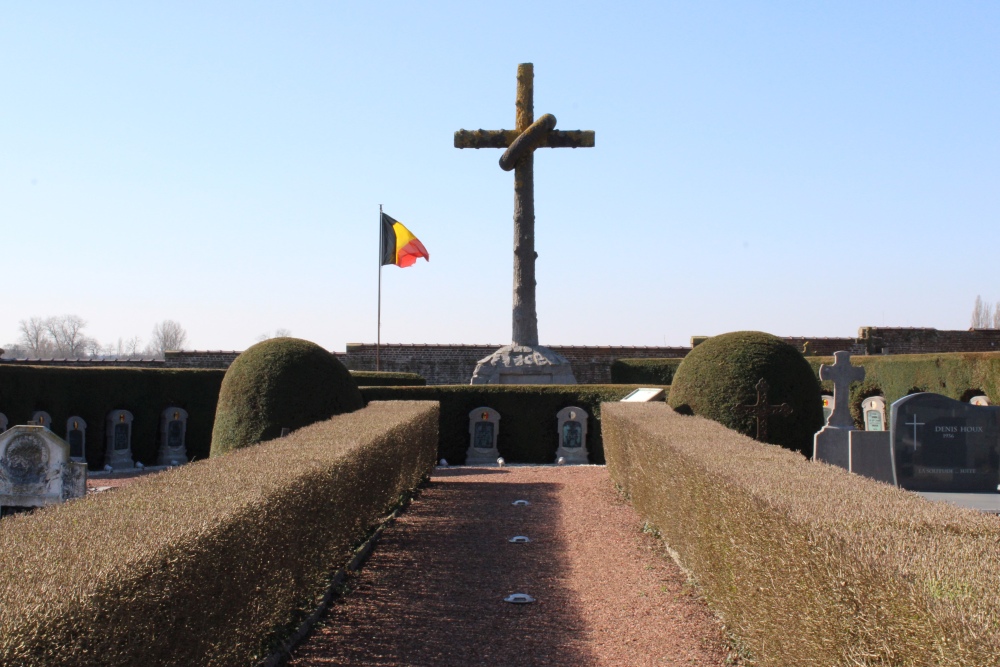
(466, 406, 589, 464)
(0, 407, 189, 469)
(814, 351, 1000, 493)
(821, 393, 990, 432)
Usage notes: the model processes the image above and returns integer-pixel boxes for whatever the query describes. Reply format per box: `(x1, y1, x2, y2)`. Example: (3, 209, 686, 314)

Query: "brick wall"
(859, 327, 1000, 355)
(163, 351, 242, 369)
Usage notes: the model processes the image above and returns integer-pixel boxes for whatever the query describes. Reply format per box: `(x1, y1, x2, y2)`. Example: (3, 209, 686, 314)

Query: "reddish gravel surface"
(288, 465, 733, 667)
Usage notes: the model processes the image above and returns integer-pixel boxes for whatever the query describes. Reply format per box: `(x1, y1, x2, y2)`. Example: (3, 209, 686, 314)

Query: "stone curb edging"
(255, 493, 415, 667)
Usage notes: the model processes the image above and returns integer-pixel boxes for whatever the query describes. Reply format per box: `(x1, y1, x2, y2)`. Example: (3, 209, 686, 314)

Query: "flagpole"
(377, 204, 383, 372)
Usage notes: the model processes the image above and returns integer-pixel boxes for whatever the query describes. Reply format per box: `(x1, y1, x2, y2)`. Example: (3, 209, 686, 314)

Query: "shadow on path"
(288, 471, 598, 666)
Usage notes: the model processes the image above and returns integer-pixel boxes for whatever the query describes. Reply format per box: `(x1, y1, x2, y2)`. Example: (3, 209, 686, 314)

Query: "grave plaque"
(466, 407, 501, 465)
(104, 410, 135, 470)
(555, 406, 589, 464)
(862, 396, 886, 432)
(890, 393, 1000, 492)
(65, 417, 87, 463)
(157, 406, 189, 466)
(620, 388, 666, 402)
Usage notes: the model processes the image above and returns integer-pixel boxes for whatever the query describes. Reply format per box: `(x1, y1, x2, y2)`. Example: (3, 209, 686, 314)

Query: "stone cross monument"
(735, 379, 793, 442)
(455, 63, 594, 384)
(813, 350, 866, 468)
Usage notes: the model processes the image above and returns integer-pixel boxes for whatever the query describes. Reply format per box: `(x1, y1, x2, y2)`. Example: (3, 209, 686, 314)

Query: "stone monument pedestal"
(470, 344, 576, 385)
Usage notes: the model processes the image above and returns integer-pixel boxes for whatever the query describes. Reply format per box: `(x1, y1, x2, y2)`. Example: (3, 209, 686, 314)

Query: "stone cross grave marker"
(819, 351, 865, 429)
(456, 63, 594, 384)
(736, 379, 793, 442)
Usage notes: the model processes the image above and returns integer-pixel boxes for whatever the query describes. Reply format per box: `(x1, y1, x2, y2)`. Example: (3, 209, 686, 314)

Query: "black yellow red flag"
(380, 213, 429, 268)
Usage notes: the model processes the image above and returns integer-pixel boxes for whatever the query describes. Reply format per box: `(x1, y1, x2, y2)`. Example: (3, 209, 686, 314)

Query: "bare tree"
(18, 317, 54, 357)
(147, 320, 187, 359)
(992, 303, 1000, 330)
(45, 315, 94, 357)
(256, 328, 292, 342)
(972, 296, 993, 329)
(1, 344, 26, 359)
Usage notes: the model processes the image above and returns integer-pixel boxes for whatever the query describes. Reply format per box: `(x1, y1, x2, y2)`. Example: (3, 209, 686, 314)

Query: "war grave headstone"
(105, 409, 135, 470)
(890, 393, 1000, 493)
(555, 406, 589, 464)
(0, 413, 7, 433)
(456, 63, 594, 385)
(466, 407, 501, 465)
(862, 396, 886, 432)
(0, 425, 86, 513)
(736, 379, 792, 442)
(66, 417, 87, 463)
(157, 407, 189, 466)
(821, 395, 834, 424)
(971, 395, 990, 406)
(31, 411, 52, 430)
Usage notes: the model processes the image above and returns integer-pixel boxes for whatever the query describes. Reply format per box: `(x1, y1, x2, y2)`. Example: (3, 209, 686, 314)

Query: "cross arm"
(538, 130, 595, 148)
(454, 129, 520, 149)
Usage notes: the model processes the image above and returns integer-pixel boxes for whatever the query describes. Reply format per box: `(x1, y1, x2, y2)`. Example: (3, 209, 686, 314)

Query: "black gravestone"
(891, 393, 1000, 492)
(167, 420, 183, 448)
(68, 429, 84, 459)
(114, 423, 129, 451)
(473, 421, 494, 450)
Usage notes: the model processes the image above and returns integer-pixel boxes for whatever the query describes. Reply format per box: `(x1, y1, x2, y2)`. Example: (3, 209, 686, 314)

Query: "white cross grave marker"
(819, 351, 866, 430)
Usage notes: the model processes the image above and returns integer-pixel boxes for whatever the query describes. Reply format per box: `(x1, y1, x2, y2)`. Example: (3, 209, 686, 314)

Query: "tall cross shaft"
(455, 63, 595, 346)
(819, 351, 866, 429)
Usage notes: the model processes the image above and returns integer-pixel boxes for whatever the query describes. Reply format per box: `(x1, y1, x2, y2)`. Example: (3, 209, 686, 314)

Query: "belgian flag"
(380, 212, 430, 268)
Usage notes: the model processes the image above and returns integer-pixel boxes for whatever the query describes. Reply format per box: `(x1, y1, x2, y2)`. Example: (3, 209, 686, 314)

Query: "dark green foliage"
(0, 365, 224, 468)
(668, 331, 823, 456)
(350, 371, 426, 386)
(610, 358, 682, 385)
(211, 338, 363, 456)
(360, 384, 664, 464)
(808, 352, 1000, 428)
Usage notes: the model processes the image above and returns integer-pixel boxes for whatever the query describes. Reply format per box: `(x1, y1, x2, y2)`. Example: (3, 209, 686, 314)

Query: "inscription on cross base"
(819, 351, 866, 429)
(454, 63, 594, 347)
(736, 379, 793, 442)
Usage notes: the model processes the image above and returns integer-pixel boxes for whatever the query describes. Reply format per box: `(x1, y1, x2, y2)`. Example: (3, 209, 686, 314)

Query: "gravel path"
(288, 465, 733, 667)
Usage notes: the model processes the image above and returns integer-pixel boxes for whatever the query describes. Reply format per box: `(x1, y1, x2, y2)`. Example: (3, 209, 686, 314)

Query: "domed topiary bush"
(668, 331, 823, 456)
(210, 337, 364, 456)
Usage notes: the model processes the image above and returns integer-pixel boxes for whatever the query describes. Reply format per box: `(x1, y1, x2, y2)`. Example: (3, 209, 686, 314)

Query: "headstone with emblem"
(970, 395, 990, 406)
(466, 407, 501, 465)
(821, 395, 834, 424)
(31, 411, 52, 431)
(555, 406, 589, 464)
(157, 407, 189, 466)
(105, 409, 135, 470)
(65, 417, 87, 463)
(0, 413, 7, 433)
(862, 396, 886, 432)
(890, 393, 1000, 492)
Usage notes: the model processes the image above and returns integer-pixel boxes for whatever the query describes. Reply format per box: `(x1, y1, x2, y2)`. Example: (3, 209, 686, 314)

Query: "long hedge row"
(361, 385, 663, 464)
(808, 352, 1000, 426)
(0, 365, 225, 467)
(609, 358, 682, 385)
(603, 403, 1000, 666)
(0, 401, 438, 666)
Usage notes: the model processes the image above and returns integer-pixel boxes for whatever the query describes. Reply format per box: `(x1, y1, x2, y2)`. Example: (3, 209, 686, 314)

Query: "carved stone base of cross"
(736, 379, 793, 442)
(470, 344, 577, 385)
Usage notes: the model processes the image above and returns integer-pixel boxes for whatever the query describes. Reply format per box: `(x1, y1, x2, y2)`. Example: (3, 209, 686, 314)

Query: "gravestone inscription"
(862, 396, 886, 432)
(890, 393, 1000, 492)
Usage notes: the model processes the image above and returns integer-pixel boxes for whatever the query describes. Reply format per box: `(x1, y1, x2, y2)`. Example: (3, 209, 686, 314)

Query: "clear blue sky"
(2, 2, 998, 351)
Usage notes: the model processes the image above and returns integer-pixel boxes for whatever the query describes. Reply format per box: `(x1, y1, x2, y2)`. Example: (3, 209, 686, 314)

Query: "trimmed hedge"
(808, 352, 1000, 428)
(604, 403, 1000, 666)
(360, 384, 664, 464)
(0, 365, 224, 468)
(668, 331, 824, 456)
(0, 401, 438, 666)
(609, 358, 682, 385)
(211, 338, 363, 456)
(350, 370, 426, 386)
